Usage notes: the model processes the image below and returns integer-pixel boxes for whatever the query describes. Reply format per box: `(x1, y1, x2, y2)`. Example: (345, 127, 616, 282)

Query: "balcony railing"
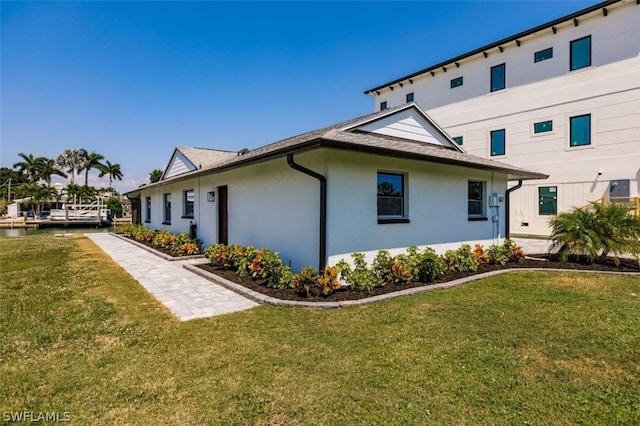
(599, 196, 640, 217)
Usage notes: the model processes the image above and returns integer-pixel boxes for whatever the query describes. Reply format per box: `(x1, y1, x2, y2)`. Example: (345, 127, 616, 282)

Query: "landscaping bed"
(115, 223, 202, 257)
(196, 255, 639, 303)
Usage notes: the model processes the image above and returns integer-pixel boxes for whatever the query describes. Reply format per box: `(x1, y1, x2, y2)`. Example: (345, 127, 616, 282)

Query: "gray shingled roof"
(127, 104, 546, 195)
(177, 146, 237, 169)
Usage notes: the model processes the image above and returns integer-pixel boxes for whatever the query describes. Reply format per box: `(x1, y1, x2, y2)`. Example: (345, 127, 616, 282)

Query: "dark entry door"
(218, 185, 228, 245)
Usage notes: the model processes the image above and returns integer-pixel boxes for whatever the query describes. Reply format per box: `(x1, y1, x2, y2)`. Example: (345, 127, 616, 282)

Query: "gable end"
(163, 149, 197, 179)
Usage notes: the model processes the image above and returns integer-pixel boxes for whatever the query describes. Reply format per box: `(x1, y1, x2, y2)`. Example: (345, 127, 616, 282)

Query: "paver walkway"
(85, 233, 258, 321)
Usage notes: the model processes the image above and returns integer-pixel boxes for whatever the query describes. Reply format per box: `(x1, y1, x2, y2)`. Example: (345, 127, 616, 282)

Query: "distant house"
(365, 0, 640, 236)
(126, 104, 546, 270)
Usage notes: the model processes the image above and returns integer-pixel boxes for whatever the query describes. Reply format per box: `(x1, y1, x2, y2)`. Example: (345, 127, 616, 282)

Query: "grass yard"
(1, 234, 639, 425)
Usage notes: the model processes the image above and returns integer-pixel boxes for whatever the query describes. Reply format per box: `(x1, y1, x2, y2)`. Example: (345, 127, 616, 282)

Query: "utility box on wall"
(609, 179, 630, 202)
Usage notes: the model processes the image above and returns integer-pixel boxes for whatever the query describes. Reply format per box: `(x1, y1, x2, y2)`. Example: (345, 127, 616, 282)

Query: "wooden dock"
(0, 218, 110, 229)
(0, 218, 38, 229)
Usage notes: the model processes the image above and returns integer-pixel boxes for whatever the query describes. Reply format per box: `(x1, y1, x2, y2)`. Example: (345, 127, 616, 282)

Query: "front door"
(218, 185, 228, 244)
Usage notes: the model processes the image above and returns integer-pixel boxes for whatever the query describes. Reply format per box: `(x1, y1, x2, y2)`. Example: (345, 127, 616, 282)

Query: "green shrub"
(291, 267, 319, 297)
(388, 257, 412, 285)
(317, 266, 342, 296)
(250, 249, 284, 279)
(473, 244, 489, 265)
(503, 239, 525, 263)
(486, 244, 510, 265)
(443, 244, 479, 272)
(336, 253, 379, 291)
(134, 225, 156, 243)
(170, 233, 194, 255)
(105, 197, 123, 218)
(371, 250, 393, 285)
(291, 266, 342, 297)
(204, 244, 231, 268)
(117, 222, 136, 236)
(153, 230, 175, 249)
(414, 247, 445, 283)
(236, 246, 259, 277)
(549, 202, 640, 264)
(267, 264, 294, 290)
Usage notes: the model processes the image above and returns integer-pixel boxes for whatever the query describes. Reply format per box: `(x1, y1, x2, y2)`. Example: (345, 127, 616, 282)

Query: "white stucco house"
(126, 104, 547, 270)
(365, 0, 639, 236)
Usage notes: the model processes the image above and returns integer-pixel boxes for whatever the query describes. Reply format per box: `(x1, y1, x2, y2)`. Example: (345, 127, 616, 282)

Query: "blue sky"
(1, 1, 597, 192)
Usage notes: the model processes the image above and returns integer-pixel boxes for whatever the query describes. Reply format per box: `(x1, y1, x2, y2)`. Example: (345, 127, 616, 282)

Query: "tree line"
(0, 149, 124, 217)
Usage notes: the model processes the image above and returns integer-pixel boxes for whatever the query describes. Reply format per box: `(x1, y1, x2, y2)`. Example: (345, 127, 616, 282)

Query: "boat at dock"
(1, 198, 130, 229)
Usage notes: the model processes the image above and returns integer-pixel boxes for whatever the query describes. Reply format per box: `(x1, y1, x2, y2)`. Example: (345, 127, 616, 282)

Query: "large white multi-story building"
(365, 0, 639, 236)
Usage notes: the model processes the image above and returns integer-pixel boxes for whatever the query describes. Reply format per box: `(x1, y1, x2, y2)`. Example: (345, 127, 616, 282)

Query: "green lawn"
(1, 234, 639, 425)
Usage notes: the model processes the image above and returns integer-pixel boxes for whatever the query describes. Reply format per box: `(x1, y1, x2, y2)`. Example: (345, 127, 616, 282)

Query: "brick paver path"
(85, 233, 258, 320)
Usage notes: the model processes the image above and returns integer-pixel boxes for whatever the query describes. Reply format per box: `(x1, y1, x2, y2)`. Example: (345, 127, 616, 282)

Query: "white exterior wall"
(138, 148, 512, 270)
(325, 150, 508, 266)
(370, 1, 640, 235)
(138, 153, 321, 271)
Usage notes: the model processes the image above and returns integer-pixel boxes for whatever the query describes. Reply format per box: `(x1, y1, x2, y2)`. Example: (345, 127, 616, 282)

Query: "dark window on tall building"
(490, 63, 506, 92)
(570, 114, 591, 147)
(570, 36, 591, 71)
(534, 47, 553, 63)
(450, 77, 463, 88)
(490, 129, 506, 156)
(534, 120, 553, 134)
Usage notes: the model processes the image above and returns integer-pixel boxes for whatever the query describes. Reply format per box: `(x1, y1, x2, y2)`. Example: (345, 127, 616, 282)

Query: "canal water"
(0, 226, 113, 238)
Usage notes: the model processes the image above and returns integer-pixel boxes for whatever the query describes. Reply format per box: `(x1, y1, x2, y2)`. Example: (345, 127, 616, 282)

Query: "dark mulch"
(196, 256, 639, 303)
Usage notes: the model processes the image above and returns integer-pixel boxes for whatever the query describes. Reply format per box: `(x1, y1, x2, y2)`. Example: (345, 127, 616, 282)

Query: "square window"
(534, 120, 553, 134)
(570, 35, 591, 71)
(380, 101, 388, 110)
(450, 76, 463, 88)
(145, 196, 151, 222)
(377, 172, 405, 218)
(453, 136, 463, 146)
(490, 129, 506, 156)
(468, 181, 485, 218)
(490, 63, 505, 92)
(406, 93, 414, 103)
(539, 186, 557, 215)
(534, 47, 553, 63)
(183, 189, 194, 218)
(163, 193, 171, 224)
(570, 114, 591, 146)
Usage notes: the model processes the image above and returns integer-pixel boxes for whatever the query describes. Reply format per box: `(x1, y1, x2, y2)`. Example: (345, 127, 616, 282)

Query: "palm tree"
(549, 202, 640, 264)
(78, 149, 105, 187)
(56, 149, 85, 185)
(98, 160, 123, 188)
(36, 157, 67, 185)
(16, 183, 57, 216)
(13, 153, 41, 183)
